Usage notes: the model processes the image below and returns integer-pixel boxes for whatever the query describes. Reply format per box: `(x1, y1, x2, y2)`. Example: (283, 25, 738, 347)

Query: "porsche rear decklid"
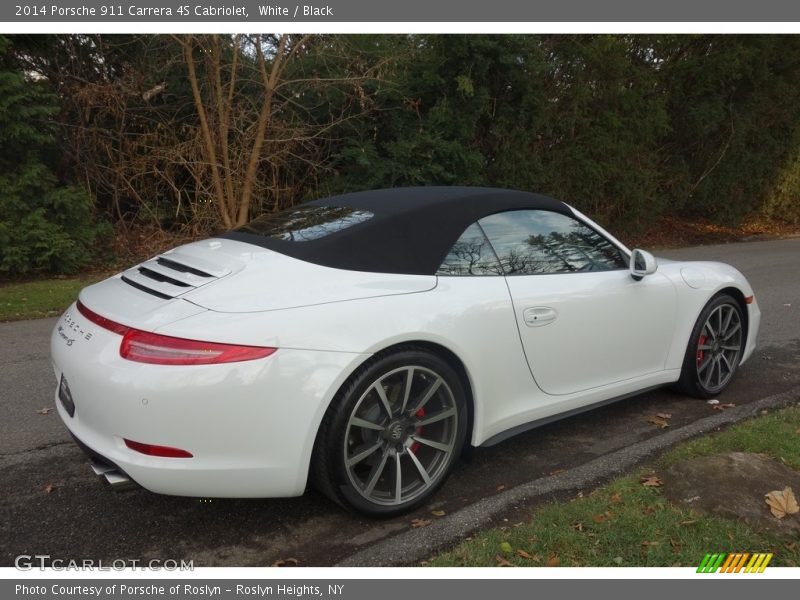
(79, 238, 436, 322)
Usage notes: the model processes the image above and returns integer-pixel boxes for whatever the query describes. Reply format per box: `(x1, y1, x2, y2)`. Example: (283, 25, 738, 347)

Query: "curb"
(336, 385, 800, 567)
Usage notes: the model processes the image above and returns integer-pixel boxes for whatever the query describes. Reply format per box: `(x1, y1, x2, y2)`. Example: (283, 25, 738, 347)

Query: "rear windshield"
(237, 205, 373, 242)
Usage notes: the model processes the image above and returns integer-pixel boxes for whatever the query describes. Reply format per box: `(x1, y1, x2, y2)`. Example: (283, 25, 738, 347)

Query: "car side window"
(478, 210, 628, 275)
(436, 223, 503, 276)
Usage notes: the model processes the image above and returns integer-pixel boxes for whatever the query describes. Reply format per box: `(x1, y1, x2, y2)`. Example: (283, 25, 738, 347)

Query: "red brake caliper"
(696, 334, 707, 367)
(410, 407, 425, 455)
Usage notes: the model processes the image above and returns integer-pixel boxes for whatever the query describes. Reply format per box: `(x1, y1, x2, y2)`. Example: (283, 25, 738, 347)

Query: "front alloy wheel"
(676, 294, 745, 399)
(313, 348, 467, 516)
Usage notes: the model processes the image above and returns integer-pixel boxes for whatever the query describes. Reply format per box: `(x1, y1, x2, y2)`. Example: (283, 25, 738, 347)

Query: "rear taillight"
(120, 329, 276, 365)
(76, 300, 276, 365)
(77, 300, 130, 335)
(124, 439, 193, 458)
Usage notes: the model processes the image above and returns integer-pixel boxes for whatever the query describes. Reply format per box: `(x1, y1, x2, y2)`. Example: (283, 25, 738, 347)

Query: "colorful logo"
(697, 553, 773, 573)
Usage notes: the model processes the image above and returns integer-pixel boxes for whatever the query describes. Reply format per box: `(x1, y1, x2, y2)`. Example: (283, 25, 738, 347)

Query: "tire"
(311, 347, 468, 517)
(674, 293, 745, 399)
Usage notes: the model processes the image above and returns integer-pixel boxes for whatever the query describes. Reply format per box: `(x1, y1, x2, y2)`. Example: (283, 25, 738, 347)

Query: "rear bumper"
(69, 430, 129, 475)
(51, 303, 367, 498)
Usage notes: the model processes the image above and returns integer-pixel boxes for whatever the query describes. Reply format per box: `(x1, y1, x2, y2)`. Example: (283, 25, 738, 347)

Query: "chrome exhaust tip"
(88, 459, 137, 491)
(103, 470, 137, 491)
(89, 458, 115, 476)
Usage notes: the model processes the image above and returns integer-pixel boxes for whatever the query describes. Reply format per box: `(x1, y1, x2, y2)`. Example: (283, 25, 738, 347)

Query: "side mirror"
(630, 249, 657, 281)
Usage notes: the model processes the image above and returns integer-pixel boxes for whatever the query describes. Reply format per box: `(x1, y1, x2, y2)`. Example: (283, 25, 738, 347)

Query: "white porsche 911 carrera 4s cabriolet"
(51, 187, 760, 515)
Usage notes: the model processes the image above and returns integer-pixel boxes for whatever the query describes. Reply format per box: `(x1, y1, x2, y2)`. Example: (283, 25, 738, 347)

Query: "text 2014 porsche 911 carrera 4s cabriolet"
(51, 187, 760, 515)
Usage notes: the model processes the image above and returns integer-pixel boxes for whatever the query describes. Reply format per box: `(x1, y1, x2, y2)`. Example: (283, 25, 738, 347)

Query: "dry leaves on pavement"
(411, 518, 432, 528)
(765, 487, 799, 519)
(647, 413, 672, 429)
(36, 407, 52, 415)
(711, 403, 736, 411)
(271, 558, 299, 567)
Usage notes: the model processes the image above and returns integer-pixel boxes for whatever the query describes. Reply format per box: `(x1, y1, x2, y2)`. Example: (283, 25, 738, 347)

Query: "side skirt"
(480, 385, 665, 447)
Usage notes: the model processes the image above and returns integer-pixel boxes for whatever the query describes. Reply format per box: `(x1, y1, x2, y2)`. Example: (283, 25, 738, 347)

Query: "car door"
(478, 210, 677, 396)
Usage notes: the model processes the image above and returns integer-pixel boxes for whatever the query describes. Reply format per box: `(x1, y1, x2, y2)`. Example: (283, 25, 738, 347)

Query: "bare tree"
(181, 34, 388, 229)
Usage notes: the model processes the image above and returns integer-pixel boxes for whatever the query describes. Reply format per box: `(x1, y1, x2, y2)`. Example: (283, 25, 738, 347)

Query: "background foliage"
(1, 34, 799, 276)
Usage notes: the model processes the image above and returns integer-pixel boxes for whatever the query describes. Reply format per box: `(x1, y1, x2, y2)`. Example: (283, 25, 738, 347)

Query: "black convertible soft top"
(220, 187, 571, 275)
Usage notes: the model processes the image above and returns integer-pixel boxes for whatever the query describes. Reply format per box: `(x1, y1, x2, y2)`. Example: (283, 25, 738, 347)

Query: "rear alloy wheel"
(312, 349, 467, 516)
(675, 294, 745, 399)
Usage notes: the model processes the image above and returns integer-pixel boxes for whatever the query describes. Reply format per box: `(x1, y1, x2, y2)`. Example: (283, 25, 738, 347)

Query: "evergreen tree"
(0, 35, 109, 276)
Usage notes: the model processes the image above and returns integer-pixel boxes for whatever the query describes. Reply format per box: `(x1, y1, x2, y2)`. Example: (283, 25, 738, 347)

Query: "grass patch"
(0, 276, 106, 321)
(661, 407, 800, 470)
(428, 406, 800, 567)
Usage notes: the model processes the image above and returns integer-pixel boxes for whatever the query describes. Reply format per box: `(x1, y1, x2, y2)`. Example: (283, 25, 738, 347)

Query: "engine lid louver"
(120, 248, 233, 299)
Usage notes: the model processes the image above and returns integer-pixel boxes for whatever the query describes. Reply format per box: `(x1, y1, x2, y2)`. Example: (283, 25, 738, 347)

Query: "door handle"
(523, 306, 558, 327)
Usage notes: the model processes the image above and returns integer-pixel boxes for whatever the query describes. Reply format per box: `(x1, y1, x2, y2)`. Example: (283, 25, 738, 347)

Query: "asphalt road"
(1, 238, 799, 567)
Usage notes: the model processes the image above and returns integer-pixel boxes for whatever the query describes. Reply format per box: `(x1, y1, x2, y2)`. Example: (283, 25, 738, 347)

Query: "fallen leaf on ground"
(765, 487, 799, 519)
(592, 514, 606, 524)
(546, 555, 561, 567)
(516, 549, 536, 560)
(495, 555, 513, 567)
(609, 493, 623, 504)
(431, 509, 446, 517)
(271, 558, 299, 567)
(641, 541, 660, 548)
(549, 468, 565, 475)
(496, 484, 506, 492)
(647, 415, 670, 429)
(656, 412, 672, 420)
(572, 522, 584, 531)
(640, 475, 663, 487)
(411, 518, 432, 528)
(499, 542, 513, 554)
(36, 407, 52, 415)
(44, 483, 56, 494)
(679, 519, 698, 526)
(712, 403, 736, 411)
